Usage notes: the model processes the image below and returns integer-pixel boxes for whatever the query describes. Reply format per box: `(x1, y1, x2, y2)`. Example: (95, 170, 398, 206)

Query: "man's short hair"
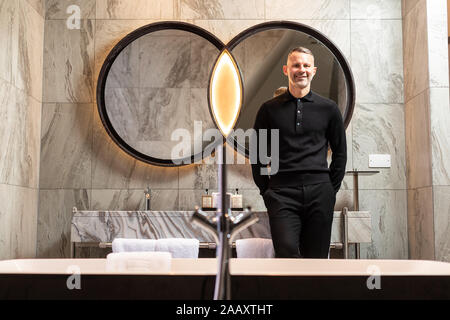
(287, 46, 314, 60)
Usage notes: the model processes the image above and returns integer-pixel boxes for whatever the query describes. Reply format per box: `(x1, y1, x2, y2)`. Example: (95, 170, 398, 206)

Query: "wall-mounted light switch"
(369, 154, 391, 168)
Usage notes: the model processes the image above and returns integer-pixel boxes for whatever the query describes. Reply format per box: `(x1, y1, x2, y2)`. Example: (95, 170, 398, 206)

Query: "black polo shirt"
(251, 89, 347, 195)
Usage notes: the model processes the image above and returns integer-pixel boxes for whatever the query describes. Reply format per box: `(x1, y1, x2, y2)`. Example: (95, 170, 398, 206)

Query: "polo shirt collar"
(286, 88, 314, 102)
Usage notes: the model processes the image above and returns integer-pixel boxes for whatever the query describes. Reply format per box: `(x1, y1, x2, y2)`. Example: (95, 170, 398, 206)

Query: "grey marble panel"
(405, 89, 432, 189)
(138, 88, 192, 140)
(0, 185, 12, 259)
(0, 0, 18, 84)
(352, 103, 406, 190)
(429, 88, 450, 186)
(351, 19, 403, 103)
(91, 189, 179, 211)
(179, 189, 204, 211)
(335, 189, 354, 211)
(37, 189, 90, 258)
(351, 0, 402, 19)
(227, 164, 256, 189)
(179, 164, 218, 189)
(92, 189, 146, 211)
(434, 186, 450, 262)
(407, 187, 435, 260)
(0, 184, 38, 260)
(295, 20, 351, 62)
(43, 19, 94, 103)
(426, 0, 449, 88)
(104, 87, 140, 141)
(139, 34, 191, 88)
(190, 88, 216, 129)
(0, 79, 41, 188)
(179, 0, 264, 19)
(266, 0, 350, 19)
(241, 35, 284, 83)
(40, 103, 92, 189)
(45, 0, 95, 19)
(13, 0, 44, 101)
(192, 20, 261, 44)
(359, 189, 408, 259)
(94, 19, 156, 82)
(189, 36, 220, 88)
(9, 185, 39, 259)
(96, 0, 173, 19)
(105, 40, 140, 88)
(238, 188, 266, 211)
(91, 110, 179, 189)
(402, 0, 428, 102)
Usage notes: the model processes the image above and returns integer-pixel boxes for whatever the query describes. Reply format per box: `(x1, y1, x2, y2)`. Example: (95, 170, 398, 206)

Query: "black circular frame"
(96, 21, 355, 166)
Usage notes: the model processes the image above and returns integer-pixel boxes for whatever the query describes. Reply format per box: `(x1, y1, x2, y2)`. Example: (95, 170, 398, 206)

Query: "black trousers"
(263, 182, 336, 258)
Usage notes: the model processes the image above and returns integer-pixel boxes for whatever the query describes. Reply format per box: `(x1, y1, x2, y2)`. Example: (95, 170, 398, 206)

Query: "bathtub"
(0, 258, 449, 299)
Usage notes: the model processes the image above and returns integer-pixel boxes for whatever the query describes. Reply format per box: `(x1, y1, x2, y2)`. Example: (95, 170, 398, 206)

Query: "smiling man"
(251, 47, 347, 258)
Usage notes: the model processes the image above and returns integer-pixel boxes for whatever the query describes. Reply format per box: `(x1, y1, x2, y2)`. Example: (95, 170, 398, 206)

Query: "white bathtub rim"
(0, 258, 449, 276)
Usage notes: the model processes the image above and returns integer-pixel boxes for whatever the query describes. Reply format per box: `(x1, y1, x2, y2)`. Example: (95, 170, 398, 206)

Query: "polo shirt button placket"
(296, 99, 303, 133)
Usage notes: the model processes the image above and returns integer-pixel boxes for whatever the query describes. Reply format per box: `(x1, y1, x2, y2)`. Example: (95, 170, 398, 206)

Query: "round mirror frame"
(97, 21, 355, 166)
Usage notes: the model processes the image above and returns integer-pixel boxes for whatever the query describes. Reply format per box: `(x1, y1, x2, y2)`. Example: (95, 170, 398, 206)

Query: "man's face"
(283, 52, 317, 90)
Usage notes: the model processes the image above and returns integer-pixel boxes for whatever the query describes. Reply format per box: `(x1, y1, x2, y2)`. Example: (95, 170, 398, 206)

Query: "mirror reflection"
(230, 29, 347, 152)
(104, 29, 220, 162)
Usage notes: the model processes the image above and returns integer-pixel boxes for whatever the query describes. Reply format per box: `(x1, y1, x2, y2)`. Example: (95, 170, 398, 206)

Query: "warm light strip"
(209, 49, 243, 137)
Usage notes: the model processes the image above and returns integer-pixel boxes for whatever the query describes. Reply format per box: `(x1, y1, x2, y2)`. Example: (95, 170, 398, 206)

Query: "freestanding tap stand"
(191, 141, 259, 300)
(215, 142, 231, 299)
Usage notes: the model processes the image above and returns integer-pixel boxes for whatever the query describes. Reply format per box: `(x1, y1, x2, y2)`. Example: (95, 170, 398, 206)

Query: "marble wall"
(0, 0, 44, 259)
(37, 0, 409, 259)
(402, 0, 450, 261)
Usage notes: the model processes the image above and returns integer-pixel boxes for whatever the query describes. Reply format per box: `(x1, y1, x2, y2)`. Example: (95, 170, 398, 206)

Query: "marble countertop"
(71, 209, 371, 244)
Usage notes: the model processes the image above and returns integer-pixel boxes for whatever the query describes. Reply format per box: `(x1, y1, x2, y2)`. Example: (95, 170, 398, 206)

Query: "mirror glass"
(229, 29, 348, 152)
(104, 29, 220, 162)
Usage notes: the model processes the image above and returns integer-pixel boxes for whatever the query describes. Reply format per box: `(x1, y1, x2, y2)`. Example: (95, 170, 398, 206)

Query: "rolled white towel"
(156, 238, 199, 258)
(235, 238, 275, 258)
(106, 252, 172, 272)
(112, 238, 157, 253)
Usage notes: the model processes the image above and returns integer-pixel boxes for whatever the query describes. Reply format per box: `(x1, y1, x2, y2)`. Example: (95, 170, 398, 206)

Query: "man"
(252, 47, 347, 258)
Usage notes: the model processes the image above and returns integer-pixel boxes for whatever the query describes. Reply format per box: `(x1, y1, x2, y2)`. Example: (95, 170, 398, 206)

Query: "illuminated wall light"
(209, 49, 243, 137)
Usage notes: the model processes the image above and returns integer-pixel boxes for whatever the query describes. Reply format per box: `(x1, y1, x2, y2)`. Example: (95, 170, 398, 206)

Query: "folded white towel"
(111, 237, 199, 258)
(156, 238, 199, 258)
(235, 238, 275, 258)
(112, 238, 157, 253)
(106, 252, 172, 272)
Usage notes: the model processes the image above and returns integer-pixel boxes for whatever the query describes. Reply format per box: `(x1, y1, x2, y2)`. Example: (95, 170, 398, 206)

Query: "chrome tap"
(144, 187, 151, 211)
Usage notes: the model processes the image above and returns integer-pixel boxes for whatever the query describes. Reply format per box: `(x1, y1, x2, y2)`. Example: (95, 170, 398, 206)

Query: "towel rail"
(71, 241, 343, 257)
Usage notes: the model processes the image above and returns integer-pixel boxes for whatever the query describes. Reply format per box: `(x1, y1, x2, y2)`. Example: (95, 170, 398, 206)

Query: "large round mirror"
(225, 21, 354, 156)
(97, 21, 354, 165)
(97, 22, 225, 166)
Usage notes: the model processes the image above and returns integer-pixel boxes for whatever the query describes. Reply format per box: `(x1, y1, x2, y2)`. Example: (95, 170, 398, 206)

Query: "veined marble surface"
(71, 210, 371, 245)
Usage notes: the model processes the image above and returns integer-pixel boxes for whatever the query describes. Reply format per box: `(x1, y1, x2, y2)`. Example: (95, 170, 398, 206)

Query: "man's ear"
(312, 66, 317, 76)
(282, 65, 288, 76)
